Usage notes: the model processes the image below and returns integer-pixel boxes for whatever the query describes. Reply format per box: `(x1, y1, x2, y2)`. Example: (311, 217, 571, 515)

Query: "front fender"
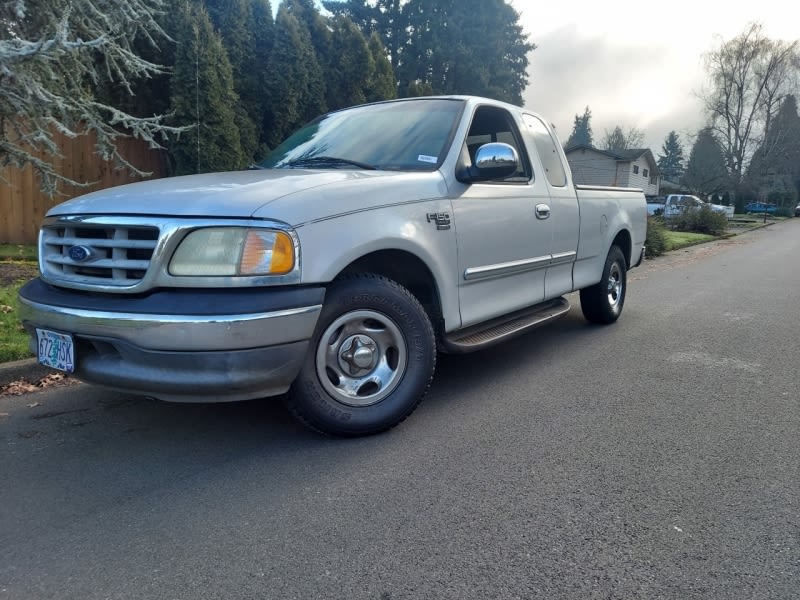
(296, 201, 460, 331)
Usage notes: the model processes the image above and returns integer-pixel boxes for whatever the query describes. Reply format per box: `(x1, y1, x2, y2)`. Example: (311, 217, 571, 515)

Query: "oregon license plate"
(36, 329, 75, 373)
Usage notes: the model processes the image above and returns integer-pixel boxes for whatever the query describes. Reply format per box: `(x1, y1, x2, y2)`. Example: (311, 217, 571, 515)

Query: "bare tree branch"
(701, 22, 800, 188)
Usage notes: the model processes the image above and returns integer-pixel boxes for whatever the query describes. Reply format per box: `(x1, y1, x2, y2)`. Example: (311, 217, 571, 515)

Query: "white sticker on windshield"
(417, 155, 438, 164)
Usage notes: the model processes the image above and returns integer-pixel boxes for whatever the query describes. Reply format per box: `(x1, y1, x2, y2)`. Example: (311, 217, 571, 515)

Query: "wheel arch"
(334, 249, 446, 335)
(611, 228, 632, 268)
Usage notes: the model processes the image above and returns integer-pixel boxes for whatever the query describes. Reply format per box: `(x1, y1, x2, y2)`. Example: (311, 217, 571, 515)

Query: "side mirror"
(456, 142, 519, 183)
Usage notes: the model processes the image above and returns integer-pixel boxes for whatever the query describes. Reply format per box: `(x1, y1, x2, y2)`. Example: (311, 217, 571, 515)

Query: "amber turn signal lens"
(269, 231, 295, 274)
(240, 230, 294, 275)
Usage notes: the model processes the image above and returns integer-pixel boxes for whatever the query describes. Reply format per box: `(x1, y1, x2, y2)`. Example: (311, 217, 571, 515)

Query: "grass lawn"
(0, 244, 37, 261)
(0, 276, 34, 363)
(663, 230, 717, 252)
(0, 245, 38, 362)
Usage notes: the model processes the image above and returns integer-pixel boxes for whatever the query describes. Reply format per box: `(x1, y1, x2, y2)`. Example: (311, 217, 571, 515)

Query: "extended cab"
(19, 96, 646, 436)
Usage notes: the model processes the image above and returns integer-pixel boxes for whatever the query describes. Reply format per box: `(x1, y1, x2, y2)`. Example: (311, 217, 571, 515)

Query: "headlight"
(169, 228, 295, 276)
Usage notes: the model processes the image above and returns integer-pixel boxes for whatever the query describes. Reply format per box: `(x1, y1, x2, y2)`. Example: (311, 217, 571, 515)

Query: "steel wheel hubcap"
(607, 262, 622, 309)
(316, 309, 407, 407)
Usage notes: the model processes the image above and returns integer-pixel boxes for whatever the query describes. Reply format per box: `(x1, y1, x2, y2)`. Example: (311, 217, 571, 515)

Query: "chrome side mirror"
(457, 142, 519, 182)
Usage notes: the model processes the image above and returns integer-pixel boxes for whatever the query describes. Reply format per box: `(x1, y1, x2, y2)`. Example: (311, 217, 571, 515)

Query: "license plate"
(36, 329, 75, 373)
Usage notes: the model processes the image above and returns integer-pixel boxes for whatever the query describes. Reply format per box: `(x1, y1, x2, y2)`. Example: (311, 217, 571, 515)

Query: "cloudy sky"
(514, 0, 798, 152)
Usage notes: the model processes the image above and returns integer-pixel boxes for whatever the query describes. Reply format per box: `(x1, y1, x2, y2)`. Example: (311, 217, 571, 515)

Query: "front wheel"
(580, 245, 627, 324)
(287, 274, 436, 437)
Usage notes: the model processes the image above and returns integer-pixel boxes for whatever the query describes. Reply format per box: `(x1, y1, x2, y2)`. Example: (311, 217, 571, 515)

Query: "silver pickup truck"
(19, 96, 646, 436)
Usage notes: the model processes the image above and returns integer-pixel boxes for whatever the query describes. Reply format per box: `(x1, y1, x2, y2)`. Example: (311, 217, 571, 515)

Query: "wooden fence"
(0, 129, 168, 245)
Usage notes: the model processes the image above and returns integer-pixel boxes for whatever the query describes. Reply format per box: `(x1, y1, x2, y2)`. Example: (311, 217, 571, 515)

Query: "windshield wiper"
(281, 156, 377, 170)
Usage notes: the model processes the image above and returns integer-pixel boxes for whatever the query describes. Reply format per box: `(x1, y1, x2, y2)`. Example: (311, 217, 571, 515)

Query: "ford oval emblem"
(68, 245, 93, 262)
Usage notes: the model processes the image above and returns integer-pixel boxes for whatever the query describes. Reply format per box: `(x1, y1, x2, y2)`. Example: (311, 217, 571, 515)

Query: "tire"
(286, 274, 436, 437)
(580, 245, 627, 324)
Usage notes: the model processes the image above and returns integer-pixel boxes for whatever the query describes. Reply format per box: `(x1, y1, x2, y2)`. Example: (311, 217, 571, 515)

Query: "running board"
(440, 297, 571, 354)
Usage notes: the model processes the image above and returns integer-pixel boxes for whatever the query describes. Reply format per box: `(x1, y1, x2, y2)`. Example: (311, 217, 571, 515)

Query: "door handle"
(535, 203, 551, 220)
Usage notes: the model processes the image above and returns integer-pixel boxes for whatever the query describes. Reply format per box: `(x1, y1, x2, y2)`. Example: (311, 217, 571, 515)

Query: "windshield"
(259, 98, 464, 171)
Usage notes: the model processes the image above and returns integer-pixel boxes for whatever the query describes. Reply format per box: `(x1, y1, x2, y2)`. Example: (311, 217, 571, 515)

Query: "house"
(564, 144, 660, 195)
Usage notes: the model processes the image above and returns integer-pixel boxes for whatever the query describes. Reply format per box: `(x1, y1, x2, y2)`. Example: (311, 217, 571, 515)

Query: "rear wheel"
(287, 274, 436, 436)
(580, 245, 627, 324)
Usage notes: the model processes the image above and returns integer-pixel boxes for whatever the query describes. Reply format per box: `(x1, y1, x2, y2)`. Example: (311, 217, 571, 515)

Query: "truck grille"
(41, 223, 160, 287)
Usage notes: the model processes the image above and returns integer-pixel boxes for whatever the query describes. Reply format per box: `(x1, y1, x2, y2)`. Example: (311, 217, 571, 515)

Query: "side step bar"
(440, 297, 571, 354)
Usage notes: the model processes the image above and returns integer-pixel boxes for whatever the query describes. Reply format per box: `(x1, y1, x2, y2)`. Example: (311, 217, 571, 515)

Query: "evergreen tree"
(198, 0, 274, 162)
(251, 0, 276, 156)
(400, 0, 533, 104)
(323, 0, 405, 74)
(262, 5, 326, 148)
(169, 2, 244, 174)
(406, 80, 435, 97)
(565, 106, 593, 148)
(657, 131, 685, 183)
(747, 95, 800, 203)
(326, 16, 373, 110)
(682, 127, 729, 197)
(286, 0, 332, 62)
(365, 33, 397, 102)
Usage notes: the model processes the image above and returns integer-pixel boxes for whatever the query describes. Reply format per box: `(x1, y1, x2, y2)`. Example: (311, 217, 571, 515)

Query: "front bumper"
(18, 279, 324, 402)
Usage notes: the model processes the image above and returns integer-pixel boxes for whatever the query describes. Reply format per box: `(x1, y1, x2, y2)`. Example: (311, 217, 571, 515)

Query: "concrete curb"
(0, 357, 55, 387)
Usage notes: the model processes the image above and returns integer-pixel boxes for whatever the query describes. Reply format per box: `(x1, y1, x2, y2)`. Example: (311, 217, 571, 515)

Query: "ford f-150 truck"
(19, 96, 646, 436)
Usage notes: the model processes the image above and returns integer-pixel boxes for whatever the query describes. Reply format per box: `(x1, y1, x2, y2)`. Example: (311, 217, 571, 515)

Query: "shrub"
(646, 216, 667, 257)
(671, 205, 728, 235)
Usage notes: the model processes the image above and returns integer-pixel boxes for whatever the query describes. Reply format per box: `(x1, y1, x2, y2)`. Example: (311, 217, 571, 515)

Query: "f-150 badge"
(426, 212, 451, 230)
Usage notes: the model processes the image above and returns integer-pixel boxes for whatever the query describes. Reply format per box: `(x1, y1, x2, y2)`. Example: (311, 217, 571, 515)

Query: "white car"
(662, 194, 733, 219)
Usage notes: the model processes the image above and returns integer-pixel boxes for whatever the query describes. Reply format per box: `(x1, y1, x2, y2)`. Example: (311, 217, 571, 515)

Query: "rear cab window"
(522, 114, 567, 187)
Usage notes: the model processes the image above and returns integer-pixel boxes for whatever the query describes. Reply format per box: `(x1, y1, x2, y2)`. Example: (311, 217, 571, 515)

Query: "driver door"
(451, 105, 554, 327)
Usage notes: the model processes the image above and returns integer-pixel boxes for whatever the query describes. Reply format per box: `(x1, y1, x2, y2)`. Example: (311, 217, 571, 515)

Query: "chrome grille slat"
(45, 257, 151, 269)
(41, 223, 160, 287)
(44, 238, 157, 250)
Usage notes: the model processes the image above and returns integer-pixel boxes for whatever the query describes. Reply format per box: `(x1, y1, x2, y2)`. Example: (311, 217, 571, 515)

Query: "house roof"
(564, 144, 660, 176)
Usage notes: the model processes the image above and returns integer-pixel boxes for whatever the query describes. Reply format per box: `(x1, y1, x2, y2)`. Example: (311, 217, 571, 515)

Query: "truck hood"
(47, 169, 447, 225)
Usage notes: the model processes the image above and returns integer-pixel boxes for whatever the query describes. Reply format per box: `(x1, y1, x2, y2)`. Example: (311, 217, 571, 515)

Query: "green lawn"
(0, 278, 34, 363)
(0, 244, 37, 261)
(663, 231, 717, 252)
(0, 245, 38, 363)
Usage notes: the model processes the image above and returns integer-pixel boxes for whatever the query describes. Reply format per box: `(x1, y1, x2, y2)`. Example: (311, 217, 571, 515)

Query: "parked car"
(744, 202, 777, 214)
(662, 194, 733, 219)
(646, 195, 666, 216)
(795, 203, 800, 217)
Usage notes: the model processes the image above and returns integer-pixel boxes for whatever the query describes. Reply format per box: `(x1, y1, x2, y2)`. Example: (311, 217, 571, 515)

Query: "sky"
(513, 0, 799, 153)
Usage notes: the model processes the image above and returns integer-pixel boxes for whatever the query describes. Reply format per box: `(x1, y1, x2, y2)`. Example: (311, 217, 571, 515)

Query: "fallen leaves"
(0, 373, 79, 397)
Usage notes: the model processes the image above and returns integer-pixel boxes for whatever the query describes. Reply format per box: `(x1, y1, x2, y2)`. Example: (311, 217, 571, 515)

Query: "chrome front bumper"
(18, 279, 324, 402)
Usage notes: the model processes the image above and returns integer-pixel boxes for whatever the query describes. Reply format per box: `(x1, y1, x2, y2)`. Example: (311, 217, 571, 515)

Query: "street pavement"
(1, 222, 798, 599)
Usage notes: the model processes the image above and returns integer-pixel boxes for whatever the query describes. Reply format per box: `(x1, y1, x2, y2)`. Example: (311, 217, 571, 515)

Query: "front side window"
(462, 106, 531, 183)
(643, 168, 649, 177)
(633, 165, 640, 174)
(259, 99, 464, 171)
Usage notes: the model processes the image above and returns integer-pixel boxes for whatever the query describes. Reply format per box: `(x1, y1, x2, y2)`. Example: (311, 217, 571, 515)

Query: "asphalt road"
(2, 222, 798, 600)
